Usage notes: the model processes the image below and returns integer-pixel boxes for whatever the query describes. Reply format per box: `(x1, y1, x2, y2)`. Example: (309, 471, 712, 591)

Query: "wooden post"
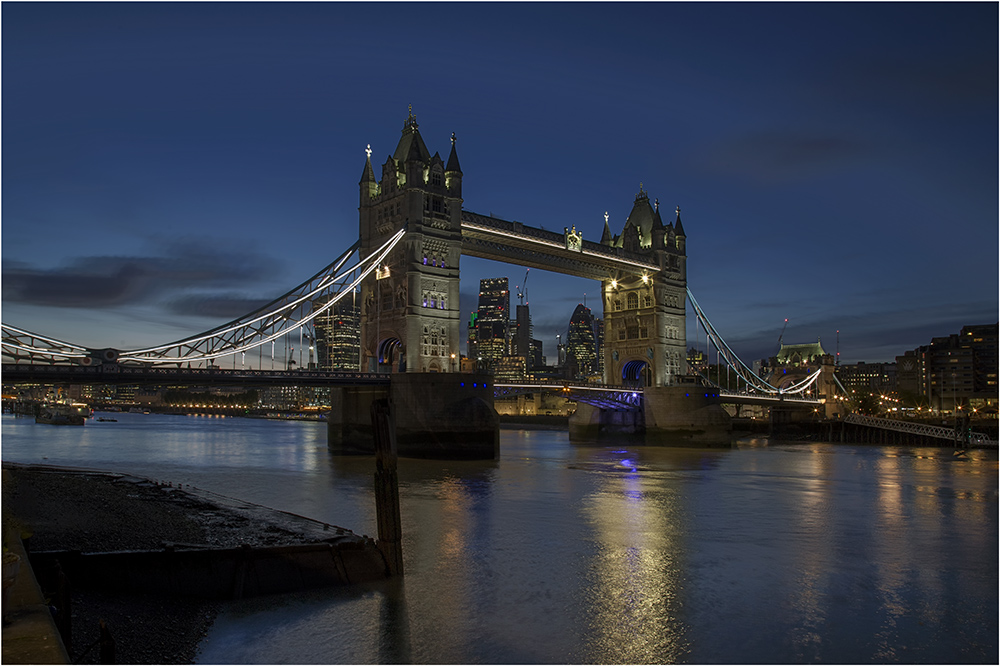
(371, 398, 404, 576)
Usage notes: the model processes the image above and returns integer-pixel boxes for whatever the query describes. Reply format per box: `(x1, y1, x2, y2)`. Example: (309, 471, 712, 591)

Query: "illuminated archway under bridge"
(494, 381, 643, 410)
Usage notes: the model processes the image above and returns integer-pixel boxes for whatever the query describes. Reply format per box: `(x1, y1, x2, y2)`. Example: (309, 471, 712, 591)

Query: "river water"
(2, 412, 997, 664)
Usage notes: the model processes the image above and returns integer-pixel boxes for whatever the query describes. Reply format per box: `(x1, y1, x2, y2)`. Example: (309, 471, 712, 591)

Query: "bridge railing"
(844, 412, 997, 447)
(717, 389, 822, 404)
(1, 363, 391, 385)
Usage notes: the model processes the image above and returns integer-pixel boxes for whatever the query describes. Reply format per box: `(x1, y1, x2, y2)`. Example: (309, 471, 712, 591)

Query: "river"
(2, 412, 997, 664)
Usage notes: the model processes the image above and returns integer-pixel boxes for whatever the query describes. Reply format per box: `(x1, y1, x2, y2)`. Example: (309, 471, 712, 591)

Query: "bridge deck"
(1, 364, 390, 387)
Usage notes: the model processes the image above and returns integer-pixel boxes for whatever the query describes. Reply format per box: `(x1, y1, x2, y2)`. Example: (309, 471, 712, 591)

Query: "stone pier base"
(569, 385, 732, 445)
(328, 373, 499, 459)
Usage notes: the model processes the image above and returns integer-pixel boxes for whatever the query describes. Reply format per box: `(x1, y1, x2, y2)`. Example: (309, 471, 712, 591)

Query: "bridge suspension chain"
(686, 287, 778, 394)
(2, 228, 407, 366)
(687, 287, 822, 396)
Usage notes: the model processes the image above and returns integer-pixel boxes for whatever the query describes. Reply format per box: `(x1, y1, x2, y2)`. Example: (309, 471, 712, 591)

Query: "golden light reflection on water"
(581, 460, 690, 663)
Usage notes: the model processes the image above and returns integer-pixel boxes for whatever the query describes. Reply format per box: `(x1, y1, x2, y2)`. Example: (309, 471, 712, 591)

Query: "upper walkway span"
(460, 211, 659, 280)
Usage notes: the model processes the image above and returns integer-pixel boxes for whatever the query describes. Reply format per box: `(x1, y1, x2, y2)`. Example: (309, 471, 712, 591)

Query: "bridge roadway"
(717, 389, 822, 406)
(3, 363, 824, 410)
(0, 363, 391, 387)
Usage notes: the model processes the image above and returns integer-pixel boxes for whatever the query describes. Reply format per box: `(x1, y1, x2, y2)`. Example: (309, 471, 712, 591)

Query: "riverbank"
(1, 464, 370, 664)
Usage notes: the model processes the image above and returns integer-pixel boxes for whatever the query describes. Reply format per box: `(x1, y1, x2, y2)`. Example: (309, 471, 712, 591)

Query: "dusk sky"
(2, 2, 996, 367)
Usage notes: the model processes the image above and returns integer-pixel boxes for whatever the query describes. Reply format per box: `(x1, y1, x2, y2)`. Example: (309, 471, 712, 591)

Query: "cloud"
(2, 244, 281, 310)
(699, 130, 868, 184)
(165, 294, 272, 319)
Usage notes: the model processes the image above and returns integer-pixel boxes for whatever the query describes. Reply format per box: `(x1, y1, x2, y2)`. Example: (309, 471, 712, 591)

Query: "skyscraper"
(566, 303, 597, 379)
(476, 277, 509, 367)
(515, 303, 532, 365)
(313, 292, 361, 371)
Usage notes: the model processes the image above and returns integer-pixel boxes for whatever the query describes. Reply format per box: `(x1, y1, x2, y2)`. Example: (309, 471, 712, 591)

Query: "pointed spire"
(674, 205, 685, 237)
(600, 211, 612, 245)
(446, 132, 462, 173)
(404, 104, 418, 130)
(360, 143, 376, 184)
(651, 197, 665, 230)
(394, 106, 431, 163)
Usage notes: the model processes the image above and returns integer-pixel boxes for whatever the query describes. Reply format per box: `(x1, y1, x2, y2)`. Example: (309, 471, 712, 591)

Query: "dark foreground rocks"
(2, 464, 367, 664)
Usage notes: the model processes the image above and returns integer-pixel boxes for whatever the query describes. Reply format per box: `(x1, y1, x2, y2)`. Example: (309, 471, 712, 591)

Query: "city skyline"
(3, 3, 996, 366)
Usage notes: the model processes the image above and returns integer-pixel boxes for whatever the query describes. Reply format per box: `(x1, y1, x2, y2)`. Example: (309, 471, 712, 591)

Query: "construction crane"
(516, 268, 530, 305)
(777, 318, 788, 352)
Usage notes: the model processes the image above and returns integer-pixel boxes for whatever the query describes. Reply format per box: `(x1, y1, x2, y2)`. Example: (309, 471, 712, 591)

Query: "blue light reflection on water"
(2, 414, 997, 663)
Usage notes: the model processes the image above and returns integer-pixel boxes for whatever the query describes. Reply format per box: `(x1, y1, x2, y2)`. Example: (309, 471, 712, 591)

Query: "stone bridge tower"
(359, 110, 463, 373)
(600, 187, 688, 387)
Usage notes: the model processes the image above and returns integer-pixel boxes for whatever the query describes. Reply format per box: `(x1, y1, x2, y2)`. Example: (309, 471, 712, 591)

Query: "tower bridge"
(358, 109, 687, 389)
(2, 109, 847, 456)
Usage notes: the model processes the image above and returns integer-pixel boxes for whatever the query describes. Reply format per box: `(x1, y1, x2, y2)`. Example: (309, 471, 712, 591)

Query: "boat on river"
(35, 403, 88, 426)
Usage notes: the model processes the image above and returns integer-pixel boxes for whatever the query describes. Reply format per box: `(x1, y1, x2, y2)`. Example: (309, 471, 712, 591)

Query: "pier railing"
(844, 413, 997, 448)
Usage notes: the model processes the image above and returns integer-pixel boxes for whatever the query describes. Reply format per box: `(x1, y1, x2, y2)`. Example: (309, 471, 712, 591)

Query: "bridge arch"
(621, 359, 652, 388)
(377, 337, 404, 372)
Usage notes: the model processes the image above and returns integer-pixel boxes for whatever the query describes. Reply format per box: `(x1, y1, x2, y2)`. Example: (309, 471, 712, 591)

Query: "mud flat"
(2, 463, 384, 664)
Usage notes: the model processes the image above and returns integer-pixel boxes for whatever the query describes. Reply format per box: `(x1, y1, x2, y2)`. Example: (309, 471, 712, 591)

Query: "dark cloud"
(165, 294, 271, 319)
(700, 131, 868, 184)
(2, 245, 280, 310)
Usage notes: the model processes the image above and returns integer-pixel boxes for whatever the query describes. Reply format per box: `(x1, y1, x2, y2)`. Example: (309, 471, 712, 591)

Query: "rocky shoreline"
(2, 463, 363, 664)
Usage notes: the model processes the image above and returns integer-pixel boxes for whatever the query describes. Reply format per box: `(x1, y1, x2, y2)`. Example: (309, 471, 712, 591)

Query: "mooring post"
(371, 398, 404, 576)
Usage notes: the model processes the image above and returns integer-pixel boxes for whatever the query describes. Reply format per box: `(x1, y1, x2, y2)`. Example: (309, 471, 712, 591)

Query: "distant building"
(897, 323, 998, 412)
(466, 311, 479, 361)
(774, 340, 827, 366)
(476, 277, 509, 368)
(594, 317, 605, 378)
(566, 303, 598, 380)
(313, 292, 361, 371)
(837, 361, 897, 398)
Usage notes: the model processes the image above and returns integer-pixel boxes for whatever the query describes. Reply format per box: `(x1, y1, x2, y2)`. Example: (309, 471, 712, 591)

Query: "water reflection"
(581, 449, 690, 663)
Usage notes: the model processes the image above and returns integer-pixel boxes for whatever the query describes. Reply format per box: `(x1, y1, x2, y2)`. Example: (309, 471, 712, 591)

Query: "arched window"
(614, 299, 622, 312)
(627, 292, 639, 309)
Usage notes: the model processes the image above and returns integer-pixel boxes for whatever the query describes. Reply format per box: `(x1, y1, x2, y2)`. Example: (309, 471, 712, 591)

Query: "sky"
(2, 2, 997, 368)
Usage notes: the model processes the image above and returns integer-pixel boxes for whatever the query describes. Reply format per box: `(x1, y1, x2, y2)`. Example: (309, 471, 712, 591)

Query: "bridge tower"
(359, 109, 463, 373)
(600, 187, 688, 387)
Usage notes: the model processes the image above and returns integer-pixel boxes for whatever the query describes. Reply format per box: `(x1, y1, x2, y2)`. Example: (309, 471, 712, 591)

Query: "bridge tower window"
(643, 294, 652, 308)
(614, 299, 622, 312)
(627, 293, 639, 309)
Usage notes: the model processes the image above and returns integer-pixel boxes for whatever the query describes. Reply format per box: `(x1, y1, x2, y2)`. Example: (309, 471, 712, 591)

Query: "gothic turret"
(445, 132, 463, 198)
(651, 198, 666, 250)
(674, 206, 686, 252)
(620, 185, 656, 249)
(359, 144, 378, 205)
(600, 211, 613, 246)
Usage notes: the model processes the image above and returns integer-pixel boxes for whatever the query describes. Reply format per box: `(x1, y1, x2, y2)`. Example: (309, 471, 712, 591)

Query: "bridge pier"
(768, 403, 823, 439)
(569, 385, 731, 445)
(328, 373, 499, 459)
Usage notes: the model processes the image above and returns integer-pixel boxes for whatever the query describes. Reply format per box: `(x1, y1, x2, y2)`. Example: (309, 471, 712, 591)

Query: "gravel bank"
(2, 463, 361, 664)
